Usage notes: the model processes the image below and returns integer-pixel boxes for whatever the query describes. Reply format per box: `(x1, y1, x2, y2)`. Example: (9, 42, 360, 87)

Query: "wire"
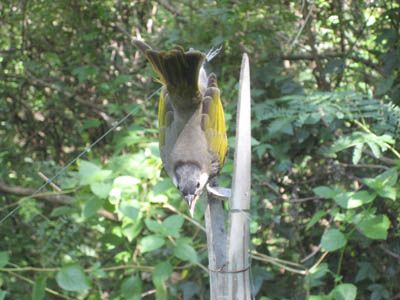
(0, 87, 161, 225)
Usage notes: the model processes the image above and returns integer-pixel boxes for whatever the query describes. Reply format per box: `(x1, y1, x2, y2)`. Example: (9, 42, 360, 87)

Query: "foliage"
(1, 0, 400, 299)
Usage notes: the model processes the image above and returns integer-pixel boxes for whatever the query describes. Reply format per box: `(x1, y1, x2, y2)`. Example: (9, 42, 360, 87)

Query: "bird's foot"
(206, 184, 231, 200)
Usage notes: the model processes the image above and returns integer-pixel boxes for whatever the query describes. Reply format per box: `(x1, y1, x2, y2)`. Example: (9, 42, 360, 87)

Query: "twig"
(291, 196, 319, 203)
(251, 251, 304, 268)
(2, 269, 70, 299)
(251, 253, 306, 275)
(379, 245, 400, 260)
(301, 245, 321, 263)
(362, 150, 397, 165)
(262, 181, 281, 198)
(355, 120, 400, 159)
(0, 181, 118, 221)
(308, 251, 329, 274)
(163, 203, 205, 232)
(156, 0, 181, 16)
(38, 172, 62, 192)
(287, 4, 313, 52)
(339, 163, 389, 170)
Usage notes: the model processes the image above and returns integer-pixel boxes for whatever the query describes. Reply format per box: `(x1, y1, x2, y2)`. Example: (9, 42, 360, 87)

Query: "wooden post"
(205, 53, 251, 299)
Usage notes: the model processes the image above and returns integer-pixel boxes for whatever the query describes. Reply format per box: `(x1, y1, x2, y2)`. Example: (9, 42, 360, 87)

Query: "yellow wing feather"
(158, 87, 167, 146)
(202, 75, 228, 167)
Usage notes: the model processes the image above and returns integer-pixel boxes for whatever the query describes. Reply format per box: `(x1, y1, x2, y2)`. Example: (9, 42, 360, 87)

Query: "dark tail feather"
(145, 48, 205, 106)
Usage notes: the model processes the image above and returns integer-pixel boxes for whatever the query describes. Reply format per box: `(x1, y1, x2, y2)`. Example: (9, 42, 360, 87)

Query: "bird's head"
(173, 163, 209, 217)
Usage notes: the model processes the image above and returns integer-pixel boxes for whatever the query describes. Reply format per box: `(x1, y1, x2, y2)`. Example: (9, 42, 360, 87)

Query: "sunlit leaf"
(334, 191, 376, 209)
(355, 214, 390, 240)
(313, 186, 336, 199)
(330, 283, 357, 300)
(90, 182, 112, 199)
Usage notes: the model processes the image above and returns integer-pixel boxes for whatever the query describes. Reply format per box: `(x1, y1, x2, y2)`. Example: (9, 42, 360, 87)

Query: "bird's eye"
(196, 182, 200, 188)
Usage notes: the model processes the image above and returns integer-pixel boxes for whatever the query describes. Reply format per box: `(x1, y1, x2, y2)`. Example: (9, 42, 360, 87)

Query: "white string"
(0, 87, 161, 225)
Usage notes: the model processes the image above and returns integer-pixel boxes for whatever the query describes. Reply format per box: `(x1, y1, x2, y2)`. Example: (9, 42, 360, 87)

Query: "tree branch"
(281, 52, 382, 74)
(0, 181, 118, 221)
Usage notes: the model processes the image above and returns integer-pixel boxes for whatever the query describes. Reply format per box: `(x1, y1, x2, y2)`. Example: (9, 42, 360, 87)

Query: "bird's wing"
(201, 73, 228, 173)
(158, 87, 175, 172)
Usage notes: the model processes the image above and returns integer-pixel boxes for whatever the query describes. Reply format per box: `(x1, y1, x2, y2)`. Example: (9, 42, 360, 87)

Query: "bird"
(133, 40, 228, 216)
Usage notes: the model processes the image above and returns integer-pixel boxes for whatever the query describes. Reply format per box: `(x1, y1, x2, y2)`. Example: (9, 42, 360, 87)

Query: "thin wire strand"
(0, 87, 161, 225)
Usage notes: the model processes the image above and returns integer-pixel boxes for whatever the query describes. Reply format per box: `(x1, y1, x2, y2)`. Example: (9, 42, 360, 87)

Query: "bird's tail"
(145, 48, 206, 108)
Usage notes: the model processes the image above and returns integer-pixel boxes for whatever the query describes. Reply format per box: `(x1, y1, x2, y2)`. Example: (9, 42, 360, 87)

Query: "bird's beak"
(184, 195, 197, 217)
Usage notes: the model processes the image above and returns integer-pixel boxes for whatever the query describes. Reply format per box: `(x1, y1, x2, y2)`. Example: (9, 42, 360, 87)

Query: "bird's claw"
(206, 185, 231, 200)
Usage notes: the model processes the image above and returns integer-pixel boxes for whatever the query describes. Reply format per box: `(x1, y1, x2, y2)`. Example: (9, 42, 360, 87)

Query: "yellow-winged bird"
(134, 41, 228, 216)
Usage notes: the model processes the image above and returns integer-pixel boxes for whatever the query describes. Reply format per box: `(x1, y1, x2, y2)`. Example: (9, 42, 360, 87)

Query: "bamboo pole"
(205, 53, 251, 299)
(227, 53, 251, 299)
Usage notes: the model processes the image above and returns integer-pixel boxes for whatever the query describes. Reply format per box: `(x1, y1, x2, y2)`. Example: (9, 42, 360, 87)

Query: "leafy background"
(1, 0, 400, 299)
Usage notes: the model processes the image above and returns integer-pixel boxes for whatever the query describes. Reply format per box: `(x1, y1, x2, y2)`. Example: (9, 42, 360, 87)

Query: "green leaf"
(356, 214, 390, 240)
(79, 160, 112, 186)
(113, 176, 141, 188)
(313, 186, 336, 199)
(90, 182, 112, 199)
(82, 118, 101, 129)
(366, 142, 381, 158)
(153, 261, 173, 283)
(0, 290, 6, 300)
(139, 235, 165, 253)
(368, 284, 390, 300)
(376, 186, 396, 201)
(122, 221, 143, 242)
(330, 283, 357, 300)
(72, 65, 98, 83)
(363, 168, 398, 200)
(320, 229, 347, 252)
(152, 262, 173, 300)
(364, 168, 398, 187)
(144, 219, 164, 234)
(306, 210, 327, 230)
(83, 197, 104, 219)
(79, 160, 100, 181)
(308, 296, 331, 300)
(120, 276, 142, 300)
(352, 143, 363, 164)
(56, 264, 90, 292)
(163, 215, 184, 237)
(32, 275, 47, 300)
(120, 203, 139, 221)
(334, 191, 376, 209)
(268, 119, 293, 135)
(0, 252, 9, 268)
(305, 263, 329, 288)
(376, 75, 394, 96)
(173, 238, 199, 263)
(50, 206, 76, 217)
(153, 178, 174, 195)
